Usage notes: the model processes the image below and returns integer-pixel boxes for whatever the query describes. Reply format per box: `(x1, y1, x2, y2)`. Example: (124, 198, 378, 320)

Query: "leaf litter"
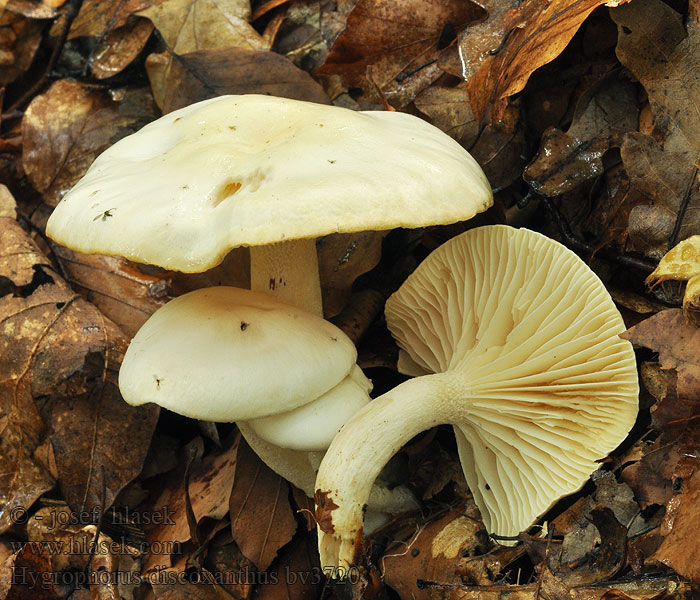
(2, 0, 700, 598)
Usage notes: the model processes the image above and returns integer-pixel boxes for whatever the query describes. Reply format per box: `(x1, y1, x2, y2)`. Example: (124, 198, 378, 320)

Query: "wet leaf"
(21, 81, 158, 206)
(161, 47, 329, 113)
(524, 79, 638, 196)
(316, 0, 484, 107)
(229, 438, 297, 572)
(442, 0, 519, 80)
(90, 16, 154, 80)
(53, 246, 173, 338)
(467, 0, 629, 123)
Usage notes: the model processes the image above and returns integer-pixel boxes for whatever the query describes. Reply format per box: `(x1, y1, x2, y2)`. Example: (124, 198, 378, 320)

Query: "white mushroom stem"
(250, 239, 322, 316)
(316, 373, 454, 571)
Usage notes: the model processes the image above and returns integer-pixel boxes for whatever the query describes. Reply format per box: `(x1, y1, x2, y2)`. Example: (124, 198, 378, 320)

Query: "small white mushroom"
(315, 225, 639, 572)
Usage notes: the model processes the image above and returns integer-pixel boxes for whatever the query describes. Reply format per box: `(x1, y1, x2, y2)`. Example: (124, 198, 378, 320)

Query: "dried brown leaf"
(53, 246, 173, 338)
(612, 1, 700, 156)
(0, 11, 42, 85)
(146, 438, 239, 570)
(229, 438, 297, 572)
(467, 0, 629, 123)
(382, 510, 491, 599)
(69, 0, 153, 39)
(256, 535, 323, 600)
(651, 470, 700, 583)
(48, 371, 159, 515)
(413, 83, 479, 147)
(622, 309, 700, 402)
(161, 47, 329, 113)
(90, 17, 154, 80)
(21, 81, 158, 206)
(0, 194, 158, 526)
(316, 0, 484, 107)
(138, 0, 265, 108)
(138, 0, 263, 53)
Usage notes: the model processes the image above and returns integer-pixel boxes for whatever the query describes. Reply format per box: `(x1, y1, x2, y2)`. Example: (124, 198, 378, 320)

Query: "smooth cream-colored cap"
(46, 95, 493, 272)
(119, 286, 357, 421)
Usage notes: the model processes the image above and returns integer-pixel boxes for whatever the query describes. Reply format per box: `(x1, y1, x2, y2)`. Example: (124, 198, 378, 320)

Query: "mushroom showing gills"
(45, 94, 492, 317)
(315, 225, 639, 572)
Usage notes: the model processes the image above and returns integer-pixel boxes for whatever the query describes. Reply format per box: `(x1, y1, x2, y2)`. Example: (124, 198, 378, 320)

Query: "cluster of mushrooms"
(46, 95, 639, 575)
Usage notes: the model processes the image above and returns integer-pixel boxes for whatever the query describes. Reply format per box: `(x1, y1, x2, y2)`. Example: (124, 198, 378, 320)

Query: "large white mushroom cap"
(46, 94, 492, 273)
(315, 225, 639, 571)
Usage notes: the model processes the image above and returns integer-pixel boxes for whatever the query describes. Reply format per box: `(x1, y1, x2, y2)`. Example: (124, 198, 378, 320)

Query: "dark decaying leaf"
(316, 0, 484, 107)
(413, 84, 479, 148)
(21, 81, 158, 206)
(229, 439, 297, 572)
(162, 48, 330, 113)
(612, 2, 700, 256)
(524, 79, 638, 197)
(256, 535, 323, 600)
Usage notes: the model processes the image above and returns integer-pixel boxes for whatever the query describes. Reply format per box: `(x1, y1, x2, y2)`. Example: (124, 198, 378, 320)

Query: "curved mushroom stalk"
(315, 375, 451, 570)
(315, 225, 639, 574)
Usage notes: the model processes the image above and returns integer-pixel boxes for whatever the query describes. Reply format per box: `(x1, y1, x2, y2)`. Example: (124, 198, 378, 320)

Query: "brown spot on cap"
(314, 489, 339, 534)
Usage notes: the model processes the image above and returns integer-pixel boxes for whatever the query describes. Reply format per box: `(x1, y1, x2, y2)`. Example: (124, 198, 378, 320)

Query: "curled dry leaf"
(316, 0, 484, 107)
(229, 438, 297, 572)
(466, 0, 630, 123)
(161, 48, 329, 113)
(646, 236, 700, 322)
(21, 81, 158, 206)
